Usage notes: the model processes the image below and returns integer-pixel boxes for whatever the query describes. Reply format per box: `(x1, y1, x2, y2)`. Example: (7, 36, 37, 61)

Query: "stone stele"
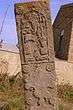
(14, 1, 57, 110)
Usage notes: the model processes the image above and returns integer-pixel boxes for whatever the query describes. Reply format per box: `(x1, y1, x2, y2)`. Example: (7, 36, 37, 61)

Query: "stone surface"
(15, 1, 57, 110)
(53, 3, 73, 63)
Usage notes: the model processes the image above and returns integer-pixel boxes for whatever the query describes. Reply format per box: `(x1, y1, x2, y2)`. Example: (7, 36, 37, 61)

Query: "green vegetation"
(0, 73, 73, 110)
(58, 84, 73, 110)
(0, 73, 25, 110)
(59, 104, 70, 110)
(57, 84, 73, 103)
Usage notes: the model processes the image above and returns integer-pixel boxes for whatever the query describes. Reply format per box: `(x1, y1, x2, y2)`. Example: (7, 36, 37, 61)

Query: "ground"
(55, 58, 73, 85)
(0, 58, 73, 109)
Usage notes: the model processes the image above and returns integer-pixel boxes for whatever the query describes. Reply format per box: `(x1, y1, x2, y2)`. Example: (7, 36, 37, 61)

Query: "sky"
(0, 0, 73, 45)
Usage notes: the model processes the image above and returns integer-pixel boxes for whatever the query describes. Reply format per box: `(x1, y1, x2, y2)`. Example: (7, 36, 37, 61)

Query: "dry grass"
(58, 84, 73, 110)
(57, 84, 73, 103)
(0, 73, 25, 110)
(0, 73, 73, 110)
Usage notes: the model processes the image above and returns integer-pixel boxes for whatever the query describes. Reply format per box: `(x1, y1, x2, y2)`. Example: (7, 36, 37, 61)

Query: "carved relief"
(21, 63, 57, 110)
(20, 10, 49, 63)
(15, 1, 57, 110)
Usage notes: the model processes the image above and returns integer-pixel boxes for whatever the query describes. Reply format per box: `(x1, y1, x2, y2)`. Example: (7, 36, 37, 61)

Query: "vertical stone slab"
(14, 1, 57, 110)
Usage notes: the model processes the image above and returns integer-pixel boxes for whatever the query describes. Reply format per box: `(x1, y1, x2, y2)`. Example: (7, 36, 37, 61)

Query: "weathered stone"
(14, 1, 57, 110)
(53, 3, 73, 63)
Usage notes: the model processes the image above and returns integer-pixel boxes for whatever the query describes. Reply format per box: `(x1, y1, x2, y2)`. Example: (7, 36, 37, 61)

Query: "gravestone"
(14, 1, 57, 110)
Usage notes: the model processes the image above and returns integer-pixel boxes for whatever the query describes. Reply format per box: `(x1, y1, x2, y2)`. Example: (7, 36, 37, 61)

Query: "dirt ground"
(55, 58, 73, 85)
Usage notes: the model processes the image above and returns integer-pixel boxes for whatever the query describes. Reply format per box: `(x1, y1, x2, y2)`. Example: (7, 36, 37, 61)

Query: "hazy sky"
(0, 0, 73, 45)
